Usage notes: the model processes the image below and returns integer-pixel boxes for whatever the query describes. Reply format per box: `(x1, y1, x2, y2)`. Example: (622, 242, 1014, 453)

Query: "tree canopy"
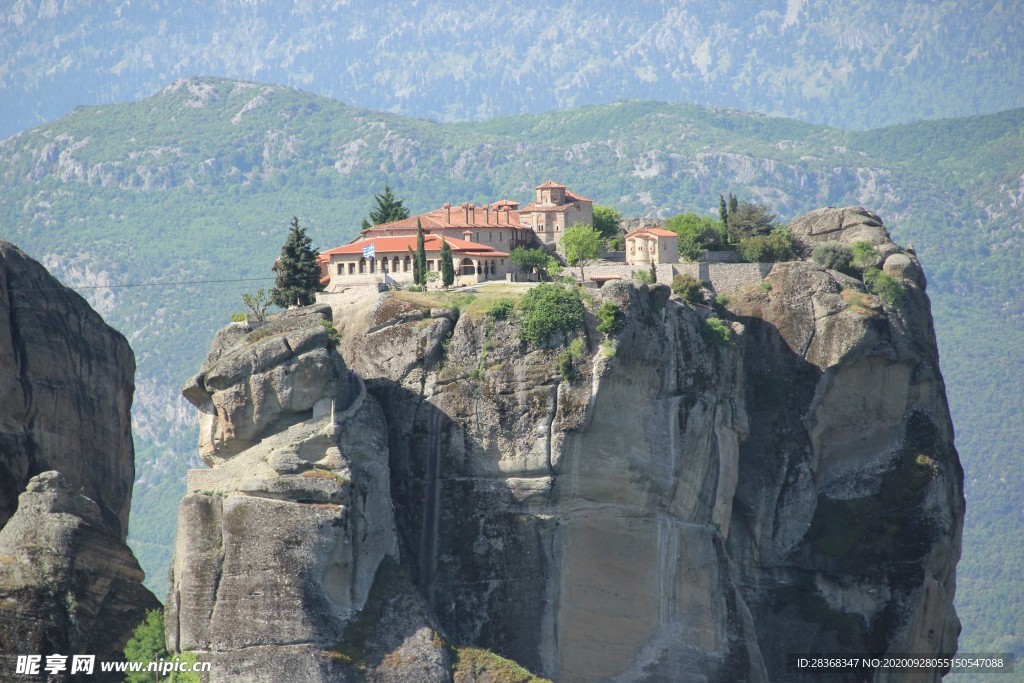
(561, 223, 603, 280)
(271, 216, 323, 308)
(728, 201, 782, 240)
(367, 185, 410, 226)
(665, 212, 727, 261)
(592, 205, 622, 240)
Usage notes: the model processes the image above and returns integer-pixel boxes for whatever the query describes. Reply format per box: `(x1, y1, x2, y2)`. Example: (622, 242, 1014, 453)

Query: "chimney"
(463, 230, 473, 242)
(444, 203, 451, 223)
(470, 203, 476, 224)
(463, 203, 470, 223)
(484, 206, 491, 224)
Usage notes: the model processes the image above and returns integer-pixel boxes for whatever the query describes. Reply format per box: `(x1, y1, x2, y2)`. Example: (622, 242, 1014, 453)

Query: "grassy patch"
(392, 286, 530, 319)
(840, 289, 882, 316)
(454, 646, 553, 683)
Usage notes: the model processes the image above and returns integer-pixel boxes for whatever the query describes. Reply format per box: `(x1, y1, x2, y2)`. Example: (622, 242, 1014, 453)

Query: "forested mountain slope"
(0, 78, 1020, 674)
(2, 0, 1023, 137)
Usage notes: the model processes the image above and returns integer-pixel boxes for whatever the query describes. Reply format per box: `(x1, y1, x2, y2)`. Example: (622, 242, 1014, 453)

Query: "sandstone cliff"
(0, 242, 159, 679)
(170, 207, 962, 682)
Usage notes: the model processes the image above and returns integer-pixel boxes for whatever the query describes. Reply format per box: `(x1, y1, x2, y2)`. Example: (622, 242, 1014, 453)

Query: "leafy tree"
(812, 242, 854, 271)
(367, 185, 409, 226)
(728, 201, 781, 240)
(702, 317, 734, 347)
(518, 283, 586, 346)
(561, 223, 603, 280)
(241, 288, 272, 321)
(665, 212, 727, 261)
(271, 216, 323, 308)
(592, 205, 622, 240)
(738, 228, 795, 263)
(510, 246, 555, 279)
(440, 238, 455, 289)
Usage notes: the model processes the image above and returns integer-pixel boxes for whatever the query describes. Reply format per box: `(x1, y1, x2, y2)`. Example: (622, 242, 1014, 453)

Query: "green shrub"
(556, 337, 589, 381)
(596, 301, 624, 335)
(714, 293, 732, 309)
(759, 280, 773, 292)
(124, 609, 201, 682)
(485, 298, 516, 320)
(812, 242, 854, 270)
(321, 319, 341, 344)
(606, 235, 625, 251)
(518, 283, 586, 346)
(634, 268, 654, 284)
(671, 273, 703, 305)
(738, 228, 794, 263)
(702, 317, 734, 347)
(864, 267, 904, 303)
(851, 240, 880, 270)
(230, 312, 247, 323)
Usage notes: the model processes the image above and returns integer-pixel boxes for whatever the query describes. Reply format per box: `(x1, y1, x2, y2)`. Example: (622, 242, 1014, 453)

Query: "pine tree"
(728, 192, 738, 219)
(415, 219, 427, 286)
(719, 194, 729, 227)
(440, 238, 455, 289)
(368, 185, 410, 225)
(271, 216, 323, 308)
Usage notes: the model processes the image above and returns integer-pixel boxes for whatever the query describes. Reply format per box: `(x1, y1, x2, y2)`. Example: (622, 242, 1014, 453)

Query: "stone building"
(320, 234, 509, 290)
(625, 227, 679, 265)
(518, 181, 594, 248)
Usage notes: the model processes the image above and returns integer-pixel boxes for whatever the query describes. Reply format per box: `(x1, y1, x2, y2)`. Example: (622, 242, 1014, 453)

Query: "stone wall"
(586, 261, 772, 293)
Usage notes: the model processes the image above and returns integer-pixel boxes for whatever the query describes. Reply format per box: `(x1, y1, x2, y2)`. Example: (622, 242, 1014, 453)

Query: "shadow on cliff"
(362, 376, 552, 676)
(723, 304, 962, 681)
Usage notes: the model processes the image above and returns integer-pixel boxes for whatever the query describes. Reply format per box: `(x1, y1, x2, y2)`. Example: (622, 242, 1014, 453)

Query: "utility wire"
(2, 275, 316, 294)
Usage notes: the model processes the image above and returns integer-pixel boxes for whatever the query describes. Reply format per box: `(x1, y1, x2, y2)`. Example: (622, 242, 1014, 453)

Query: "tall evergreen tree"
(415, 219, 427, 286)
(367, 185, 410, 226)
(440, 238, 455, 289)
(719, 194, 729, 227)
(728, 192, 738, 219)
(271, 216, 323, 308)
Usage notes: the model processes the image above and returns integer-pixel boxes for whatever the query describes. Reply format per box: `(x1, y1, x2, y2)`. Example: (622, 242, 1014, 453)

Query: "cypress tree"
(728, 192, 738, 219)
(271, 216, 323, 308)
(719, 194, 729, 227)
(415, 219, 427, 286)
(440, 238, 455, 289)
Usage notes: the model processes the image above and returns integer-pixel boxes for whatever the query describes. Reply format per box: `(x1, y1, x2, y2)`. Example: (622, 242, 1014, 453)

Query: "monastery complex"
(318, 180, 694, 292)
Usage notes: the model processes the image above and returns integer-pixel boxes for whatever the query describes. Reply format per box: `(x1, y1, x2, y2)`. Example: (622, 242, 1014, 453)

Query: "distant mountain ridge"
(2, 0, 1023, 137)
(0, 77, 1021, 674)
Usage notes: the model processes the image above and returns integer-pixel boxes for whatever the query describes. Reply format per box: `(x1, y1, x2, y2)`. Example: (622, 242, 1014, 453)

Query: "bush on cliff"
(738, 227, 794, 263)
(124, 609, 200, 682)
(518, 283, 585, 346)
(812, 242, 854, 271)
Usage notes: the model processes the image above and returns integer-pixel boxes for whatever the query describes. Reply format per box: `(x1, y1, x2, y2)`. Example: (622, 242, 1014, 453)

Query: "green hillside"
(0, 78, 1020, 673)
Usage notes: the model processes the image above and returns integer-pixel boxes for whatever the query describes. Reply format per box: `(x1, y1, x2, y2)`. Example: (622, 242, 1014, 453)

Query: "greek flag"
(362, 243, 375, 259)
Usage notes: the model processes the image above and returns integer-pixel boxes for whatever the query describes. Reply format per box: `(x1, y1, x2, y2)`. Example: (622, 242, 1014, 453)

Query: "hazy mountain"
(0, 77, 1021, 673)
(2, 0, 1023, 137)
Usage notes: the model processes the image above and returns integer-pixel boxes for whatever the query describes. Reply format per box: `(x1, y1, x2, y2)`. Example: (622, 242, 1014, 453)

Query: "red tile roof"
(322, 234, 508, 258)
(627, 227, 678, 239)
(536, 180, 566, 189)
(564, 189, 593, 203)
(362, 204, 531, 233)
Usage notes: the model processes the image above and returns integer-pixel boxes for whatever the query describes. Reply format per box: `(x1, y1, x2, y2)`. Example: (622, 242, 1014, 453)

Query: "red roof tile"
(627, 227, 678, 239)
(536, 180, 566, 189)
(322, 234, 508, 258)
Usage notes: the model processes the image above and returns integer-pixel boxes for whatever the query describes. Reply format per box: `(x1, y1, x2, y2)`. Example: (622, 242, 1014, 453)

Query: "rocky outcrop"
(0, 242, 159, 679)
(168, 305, 450, 681)
(169, 207, 962, 682)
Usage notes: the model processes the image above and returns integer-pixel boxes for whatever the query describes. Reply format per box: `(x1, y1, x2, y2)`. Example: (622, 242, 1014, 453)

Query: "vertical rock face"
(167, 305, 451, 682)
(0, 242, 159, 679)
(169, 207, 962, 682)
